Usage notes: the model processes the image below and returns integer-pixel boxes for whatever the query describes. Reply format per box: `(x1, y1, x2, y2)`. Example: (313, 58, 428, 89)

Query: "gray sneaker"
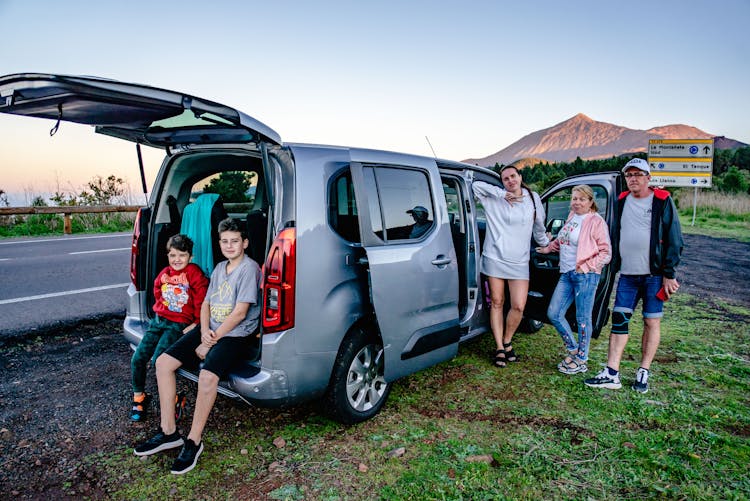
(632, 368, 649, 393)
(584, 368, 622, 389)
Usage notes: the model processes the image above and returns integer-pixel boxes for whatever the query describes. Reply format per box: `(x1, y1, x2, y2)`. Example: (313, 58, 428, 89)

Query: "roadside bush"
(717, 166, 750, 194)
(0, 212, 135, 237)
(0, 175, 137, 238)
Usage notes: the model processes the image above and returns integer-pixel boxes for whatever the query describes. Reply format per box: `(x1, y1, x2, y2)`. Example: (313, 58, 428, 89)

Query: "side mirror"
(547, 218, 564, 238)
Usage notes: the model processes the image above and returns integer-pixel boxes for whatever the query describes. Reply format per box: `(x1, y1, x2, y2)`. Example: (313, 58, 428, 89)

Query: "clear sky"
(1, 0, 748, 204)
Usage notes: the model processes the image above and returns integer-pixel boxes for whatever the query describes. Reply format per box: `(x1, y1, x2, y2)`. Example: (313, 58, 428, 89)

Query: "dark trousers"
(131, 315, 187, 393)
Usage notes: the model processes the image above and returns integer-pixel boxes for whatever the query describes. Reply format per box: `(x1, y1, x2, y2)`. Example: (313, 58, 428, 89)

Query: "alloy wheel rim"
(346, 343, 387, 412)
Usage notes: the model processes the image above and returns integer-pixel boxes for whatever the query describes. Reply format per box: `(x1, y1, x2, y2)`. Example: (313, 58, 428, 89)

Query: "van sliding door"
(350, 160, 460, 382)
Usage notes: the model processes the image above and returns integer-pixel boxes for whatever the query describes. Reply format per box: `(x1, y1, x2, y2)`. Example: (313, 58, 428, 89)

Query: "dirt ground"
(0, 234, 748, 499)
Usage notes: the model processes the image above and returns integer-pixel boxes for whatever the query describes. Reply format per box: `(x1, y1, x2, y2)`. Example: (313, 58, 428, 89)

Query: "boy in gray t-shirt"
(133, 218, 261, 475)
(204, 250, 261, 338)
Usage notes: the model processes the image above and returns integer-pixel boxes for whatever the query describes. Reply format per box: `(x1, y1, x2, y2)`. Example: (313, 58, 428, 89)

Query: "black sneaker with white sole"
(171, 439, 203, 474)
(584, 368, 622, 389)
(133, 430, 184, 456)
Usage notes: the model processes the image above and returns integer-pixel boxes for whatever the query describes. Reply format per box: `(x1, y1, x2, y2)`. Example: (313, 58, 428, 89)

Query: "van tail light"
(262, 227, 296, 333)
(130, 208, 143, 289)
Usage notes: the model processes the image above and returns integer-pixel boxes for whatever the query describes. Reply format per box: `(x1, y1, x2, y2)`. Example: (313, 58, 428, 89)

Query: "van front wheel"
(325, 328, 391, 424)
(518, 317, 544, 334)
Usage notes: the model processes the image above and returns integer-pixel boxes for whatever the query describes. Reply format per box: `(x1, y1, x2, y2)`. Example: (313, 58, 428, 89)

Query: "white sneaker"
(584, 368, 622, 389)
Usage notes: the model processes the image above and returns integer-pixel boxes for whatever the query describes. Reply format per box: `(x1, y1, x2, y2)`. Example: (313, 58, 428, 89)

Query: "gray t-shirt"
(619, 194, 653, 275)
(206, 255, 261, 338)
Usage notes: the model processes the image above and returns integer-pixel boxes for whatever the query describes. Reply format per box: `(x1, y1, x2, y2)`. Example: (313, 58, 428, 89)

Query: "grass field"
(97, 292, 750, 500)
(679, 210, 750, 242)
(676, 190, 750, 242)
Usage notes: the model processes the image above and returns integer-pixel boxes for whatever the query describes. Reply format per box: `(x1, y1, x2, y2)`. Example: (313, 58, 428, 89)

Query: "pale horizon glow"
(1, 0, 748, 205)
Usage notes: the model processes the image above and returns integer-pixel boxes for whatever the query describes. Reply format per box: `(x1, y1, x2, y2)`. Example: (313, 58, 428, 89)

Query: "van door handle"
(431, 255, 452, 267)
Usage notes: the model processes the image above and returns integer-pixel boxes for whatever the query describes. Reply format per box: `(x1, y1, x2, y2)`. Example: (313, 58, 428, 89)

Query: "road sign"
(650, 158, 713, 172)
(647, 138, 714, 188)
(649, 139, 713, 158)
(649, 172, 712, 187)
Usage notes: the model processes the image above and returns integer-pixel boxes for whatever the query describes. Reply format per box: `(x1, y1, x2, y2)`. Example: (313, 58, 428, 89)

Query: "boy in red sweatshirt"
(130, 234, 208, 421)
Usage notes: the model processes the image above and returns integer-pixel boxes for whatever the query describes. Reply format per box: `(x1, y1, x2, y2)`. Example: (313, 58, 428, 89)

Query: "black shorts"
(164, 326, 253, 379)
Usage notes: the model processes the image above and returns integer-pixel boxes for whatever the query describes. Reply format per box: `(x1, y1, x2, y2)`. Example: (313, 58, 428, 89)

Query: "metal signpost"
(648, 138, 715, 225)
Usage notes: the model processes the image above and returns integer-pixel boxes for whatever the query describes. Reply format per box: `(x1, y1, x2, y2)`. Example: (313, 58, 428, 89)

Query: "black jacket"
(614, 188, 683, 279)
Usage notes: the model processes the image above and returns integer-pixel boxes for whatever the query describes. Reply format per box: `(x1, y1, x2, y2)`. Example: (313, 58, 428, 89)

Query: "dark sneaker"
(632, 368, 649, 394)
(171, 439, 204, 475)
(130, 393, 150, 422)
(584, 368, 622, 389)
(133, 430, 184, 457)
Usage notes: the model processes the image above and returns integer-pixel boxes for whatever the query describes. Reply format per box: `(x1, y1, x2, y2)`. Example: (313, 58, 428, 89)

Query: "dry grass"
(675, 189, 750, 215)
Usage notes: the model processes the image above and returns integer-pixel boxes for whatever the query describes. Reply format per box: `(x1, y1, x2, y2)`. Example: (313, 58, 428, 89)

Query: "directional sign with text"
(648, 139, 714, 187)
(649, 139, 714, 158)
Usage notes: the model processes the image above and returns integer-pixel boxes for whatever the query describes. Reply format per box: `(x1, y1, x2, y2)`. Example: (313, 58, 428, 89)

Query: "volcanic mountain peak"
(462, 114, 742, 167)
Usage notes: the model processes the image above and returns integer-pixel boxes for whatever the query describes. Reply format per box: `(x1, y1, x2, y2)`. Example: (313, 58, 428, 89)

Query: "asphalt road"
(0, 232, 131, 340)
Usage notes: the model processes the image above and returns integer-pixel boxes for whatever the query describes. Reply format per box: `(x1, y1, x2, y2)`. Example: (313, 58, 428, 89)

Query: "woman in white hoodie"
(472, 166, 549, 368)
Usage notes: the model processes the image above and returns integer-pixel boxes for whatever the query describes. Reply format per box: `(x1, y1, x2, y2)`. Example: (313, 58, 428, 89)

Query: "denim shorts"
(613, 274, 664, 319)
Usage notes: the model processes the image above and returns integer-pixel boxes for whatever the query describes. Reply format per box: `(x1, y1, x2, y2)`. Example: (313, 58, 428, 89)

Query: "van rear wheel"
(325, 327, 391, 424)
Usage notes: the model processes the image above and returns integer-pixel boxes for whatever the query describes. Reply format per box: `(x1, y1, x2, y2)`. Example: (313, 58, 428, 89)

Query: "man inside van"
(133, 218, 261, 474)
(407, 205, 433, 239)
(584, 158, 683, 394)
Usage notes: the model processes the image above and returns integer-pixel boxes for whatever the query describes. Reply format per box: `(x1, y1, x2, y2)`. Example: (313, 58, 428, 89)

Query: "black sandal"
(493, 349, 507, 368)
(503, 342, 520, 363)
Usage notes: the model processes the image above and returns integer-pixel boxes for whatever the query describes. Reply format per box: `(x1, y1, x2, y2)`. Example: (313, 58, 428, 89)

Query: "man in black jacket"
(585, 158, 683, 394)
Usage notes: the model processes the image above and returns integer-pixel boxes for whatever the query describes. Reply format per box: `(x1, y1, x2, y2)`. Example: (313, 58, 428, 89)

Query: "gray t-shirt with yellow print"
(206, 255, 261, 338)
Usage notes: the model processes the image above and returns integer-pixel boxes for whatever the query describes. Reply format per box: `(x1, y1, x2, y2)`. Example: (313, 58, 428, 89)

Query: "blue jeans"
(547, 271, 601, 362)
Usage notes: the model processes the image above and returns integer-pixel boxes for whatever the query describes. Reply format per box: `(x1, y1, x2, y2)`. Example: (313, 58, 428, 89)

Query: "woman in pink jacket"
(536, 185, 611, 375)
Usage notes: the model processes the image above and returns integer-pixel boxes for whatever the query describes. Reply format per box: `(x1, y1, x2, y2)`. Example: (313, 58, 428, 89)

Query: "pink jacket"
(548, 211, 612, 274)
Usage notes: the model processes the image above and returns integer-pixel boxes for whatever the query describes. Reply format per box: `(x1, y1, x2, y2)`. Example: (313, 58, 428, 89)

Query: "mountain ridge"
(463, 113, 747, 167)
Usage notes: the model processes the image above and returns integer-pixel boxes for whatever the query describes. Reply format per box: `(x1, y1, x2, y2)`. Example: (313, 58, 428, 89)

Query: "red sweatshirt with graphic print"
(152, 263, 208, 324)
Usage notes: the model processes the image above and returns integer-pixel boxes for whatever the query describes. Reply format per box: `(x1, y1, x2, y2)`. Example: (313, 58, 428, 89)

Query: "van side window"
(363, 166, 434, 242)
(544, 184, 608, 238)
(329, 169, 361, 243)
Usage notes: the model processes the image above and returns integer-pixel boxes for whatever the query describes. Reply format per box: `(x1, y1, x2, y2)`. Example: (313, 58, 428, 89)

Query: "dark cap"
(406, 206, 429, 216)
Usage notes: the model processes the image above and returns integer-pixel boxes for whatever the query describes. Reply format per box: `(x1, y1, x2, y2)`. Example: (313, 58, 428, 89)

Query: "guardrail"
(0, 205, 141, 234)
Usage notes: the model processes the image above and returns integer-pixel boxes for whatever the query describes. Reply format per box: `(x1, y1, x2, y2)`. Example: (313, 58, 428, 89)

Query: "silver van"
(0, 73, 621, 423)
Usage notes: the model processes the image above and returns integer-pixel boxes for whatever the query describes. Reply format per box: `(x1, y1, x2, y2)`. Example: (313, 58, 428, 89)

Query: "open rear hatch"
(0, 72, 281, 148)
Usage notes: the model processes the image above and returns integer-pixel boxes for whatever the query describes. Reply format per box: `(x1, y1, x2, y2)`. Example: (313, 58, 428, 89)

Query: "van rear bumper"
(124, 317, 328, 407)
(125, 318, 294, 406)
(123, 315, 148, 347)
(174, 365, 292, 407)
(228, 368, 292, 407)
(123, 284, 148, 347)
